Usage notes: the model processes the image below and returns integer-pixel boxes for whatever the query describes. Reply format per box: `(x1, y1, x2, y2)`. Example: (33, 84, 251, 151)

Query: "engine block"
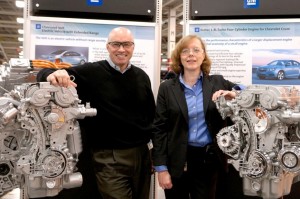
(215, 85, 300, 199)
(0, 82, 96, 198)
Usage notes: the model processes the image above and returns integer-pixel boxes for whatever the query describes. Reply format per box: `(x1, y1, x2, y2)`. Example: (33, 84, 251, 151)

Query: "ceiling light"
(18, 29, 24, 34)
(18, 37, 24, 42)
(15, 1, 25, 8)
(16, 18, 24, 23)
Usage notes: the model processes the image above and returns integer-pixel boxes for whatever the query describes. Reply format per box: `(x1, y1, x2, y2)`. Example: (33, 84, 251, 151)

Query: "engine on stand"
(215, 85, 300, 199)
(0, 59, 97, 199)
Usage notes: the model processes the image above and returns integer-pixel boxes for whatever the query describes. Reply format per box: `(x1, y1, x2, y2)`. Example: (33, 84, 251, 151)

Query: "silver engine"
(0, 82, 96, 198)
(215, 85, 300, 199)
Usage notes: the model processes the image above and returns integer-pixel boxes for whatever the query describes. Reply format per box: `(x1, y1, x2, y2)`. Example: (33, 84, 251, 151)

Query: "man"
(37, 27, 155, 199)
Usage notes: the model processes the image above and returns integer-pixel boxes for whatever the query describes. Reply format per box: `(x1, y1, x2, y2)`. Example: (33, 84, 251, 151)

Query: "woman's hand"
(157, 170, 173, 189)
(212, 90, 236, 101)
(46, 69, 77, 88)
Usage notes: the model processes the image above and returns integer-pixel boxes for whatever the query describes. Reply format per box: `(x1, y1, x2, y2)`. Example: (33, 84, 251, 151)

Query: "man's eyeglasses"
(108, 41, 135, 49)
(181, 47, 204, 56)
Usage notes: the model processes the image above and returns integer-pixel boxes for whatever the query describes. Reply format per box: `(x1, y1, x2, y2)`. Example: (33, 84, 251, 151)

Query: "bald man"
(37, 27, 155, 199)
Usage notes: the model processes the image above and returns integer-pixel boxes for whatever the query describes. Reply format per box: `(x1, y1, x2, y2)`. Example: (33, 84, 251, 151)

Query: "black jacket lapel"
(203, 75, 213, 115)
(171, 78, 189, 123)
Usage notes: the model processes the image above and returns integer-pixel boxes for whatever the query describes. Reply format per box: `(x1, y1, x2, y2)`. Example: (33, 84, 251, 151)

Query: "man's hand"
(46, 69, 77, 88)
(157, 170, 173, 189)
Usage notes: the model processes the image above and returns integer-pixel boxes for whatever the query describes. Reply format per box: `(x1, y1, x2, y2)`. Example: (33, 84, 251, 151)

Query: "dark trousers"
(164, 172, 190, 199)
(92, 144, 152, 199)
(188, 145, 220, 199)
(165, 145, 222, 199)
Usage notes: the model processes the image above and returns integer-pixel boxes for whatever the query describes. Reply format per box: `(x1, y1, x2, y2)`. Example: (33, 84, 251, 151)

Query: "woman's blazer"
(152, 75, 237, 177)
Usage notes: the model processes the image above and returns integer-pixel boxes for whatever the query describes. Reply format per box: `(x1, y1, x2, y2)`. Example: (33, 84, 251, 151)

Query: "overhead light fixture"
(179, 20, 183, 25)
(16, 18, 24, 23)
(18, 37, 24, 42)
(15, 1, 25, 8)
(18, 29, 24, 34)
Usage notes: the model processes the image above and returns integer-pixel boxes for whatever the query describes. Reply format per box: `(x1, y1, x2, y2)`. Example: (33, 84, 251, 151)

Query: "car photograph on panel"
(256, 60, 300, 80)
(40, 50, 87, 66)
(35, 45, 89, 67)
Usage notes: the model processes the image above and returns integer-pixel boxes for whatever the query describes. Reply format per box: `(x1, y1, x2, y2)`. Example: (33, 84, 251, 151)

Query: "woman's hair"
(170, 35, 212, 76)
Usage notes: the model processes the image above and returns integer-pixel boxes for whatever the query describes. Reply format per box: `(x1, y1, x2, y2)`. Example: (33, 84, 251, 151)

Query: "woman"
(152, 35, 241, 199)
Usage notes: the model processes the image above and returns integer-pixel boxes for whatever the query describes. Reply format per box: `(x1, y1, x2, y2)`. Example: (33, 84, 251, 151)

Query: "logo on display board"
(36, 24, 41, 29)
(194, 27, 200, 32)
(87, 0, 103, 6)
(244, 0, 259, 8)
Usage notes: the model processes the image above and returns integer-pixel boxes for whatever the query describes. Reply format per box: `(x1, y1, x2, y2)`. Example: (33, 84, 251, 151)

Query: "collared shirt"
(106, 57, 132, 74)
(179, 73, 212, 147)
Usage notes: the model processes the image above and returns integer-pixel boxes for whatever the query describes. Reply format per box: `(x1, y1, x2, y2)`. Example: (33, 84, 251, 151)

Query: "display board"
(188, 19, 300, 86)
(31, 0, 155, 22)
(27, 17, 157, 88)
(190, 0, 300, 19)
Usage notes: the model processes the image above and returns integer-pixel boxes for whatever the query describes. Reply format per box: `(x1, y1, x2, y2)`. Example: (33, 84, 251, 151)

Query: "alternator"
(215, 85, 300, 199)
(0, 82, 96, 199)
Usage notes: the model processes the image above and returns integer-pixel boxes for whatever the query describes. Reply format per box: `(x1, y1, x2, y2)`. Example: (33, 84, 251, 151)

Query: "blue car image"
(256, 60, 300, 80)
(40, 50, 87, 66)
